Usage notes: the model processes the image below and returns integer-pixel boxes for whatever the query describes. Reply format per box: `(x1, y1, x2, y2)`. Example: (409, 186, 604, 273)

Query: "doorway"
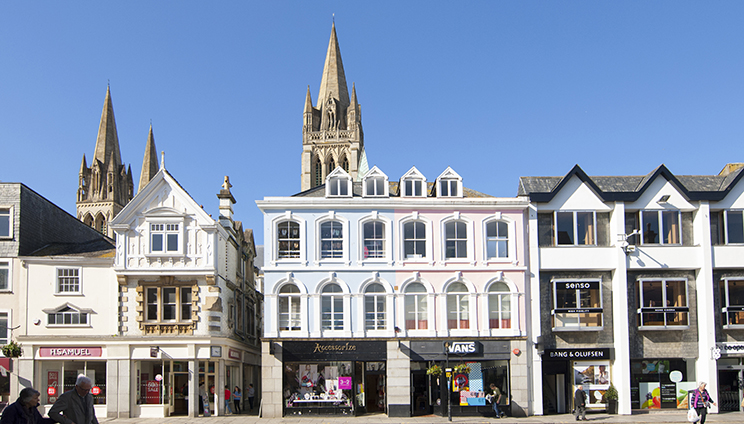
(365, 374, 385, 413)
(718, 369, 742, 412)
(172, 373, 189, 415)
(411, 369, 430, 416)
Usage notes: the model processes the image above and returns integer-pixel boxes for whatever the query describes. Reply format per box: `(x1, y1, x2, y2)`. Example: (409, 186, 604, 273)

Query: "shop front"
(407, 340, 511, 418)
(715, 342, 744, 412)
(541, 348, 612, 414)
(35, 346, 108, 418)
(279, 341, 387, 416)
(630, 358, 693, 410)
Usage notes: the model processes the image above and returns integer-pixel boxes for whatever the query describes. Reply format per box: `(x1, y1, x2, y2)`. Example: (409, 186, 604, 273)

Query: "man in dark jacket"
(48, 375, 98, 424)
(573, 385, 587, 421)
(0, 387, 45, 424)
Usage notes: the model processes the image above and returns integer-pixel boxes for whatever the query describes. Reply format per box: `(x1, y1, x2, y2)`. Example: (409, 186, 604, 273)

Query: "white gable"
(436, 166, 462, 181)
(363, 165, 387, 179)
(711, 178, 744, 209)
(543, 176, 611, 211)
(400, 166, 426, 181)
(626, 178, 695, 211)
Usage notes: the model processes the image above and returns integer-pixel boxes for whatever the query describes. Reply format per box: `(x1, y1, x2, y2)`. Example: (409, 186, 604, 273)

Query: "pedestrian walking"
(573, 385, 587, 421)
(488, 383, 506, 418)
(224, 386, 233, 414)
(48, 374, 99, 424)
(233, 386, 241, 414)
(690, 382, 716, 424)
(0, 387, 44, 424)
(247, 383, 255, 412)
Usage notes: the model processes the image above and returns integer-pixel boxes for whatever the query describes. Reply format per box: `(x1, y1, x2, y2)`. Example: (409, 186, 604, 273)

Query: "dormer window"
(0, 207, 11, 238)
(400, 166, 427, 198)
(45, 304, 93, 327)
(325, 168, 352, 198)
(435, 167, 463, 198)
(362, 166, 389, 197)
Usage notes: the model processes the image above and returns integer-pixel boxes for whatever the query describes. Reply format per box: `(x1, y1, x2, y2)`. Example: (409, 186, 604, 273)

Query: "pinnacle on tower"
(138, 124, 159, 192)
(93, 85, 123, 169)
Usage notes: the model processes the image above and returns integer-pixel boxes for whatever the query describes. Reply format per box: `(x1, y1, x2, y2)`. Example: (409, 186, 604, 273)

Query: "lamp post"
(444, 341, 451, 422)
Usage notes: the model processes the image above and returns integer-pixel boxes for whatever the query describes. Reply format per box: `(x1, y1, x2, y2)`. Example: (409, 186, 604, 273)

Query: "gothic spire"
(79, 154, 88, 174)
(93, 85, 123, 168)
(138, 124, 159, 192)
(317, 22, 350, 113)
(304, 86, 313, 114)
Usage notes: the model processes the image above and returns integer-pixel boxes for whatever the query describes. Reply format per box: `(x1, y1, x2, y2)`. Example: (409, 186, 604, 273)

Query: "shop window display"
(284, 362, 353, 411)
(572, 362, 610, 409)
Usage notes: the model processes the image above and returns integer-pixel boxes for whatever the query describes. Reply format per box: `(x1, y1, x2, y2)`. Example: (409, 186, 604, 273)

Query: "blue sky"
(2, 2, 744, 242)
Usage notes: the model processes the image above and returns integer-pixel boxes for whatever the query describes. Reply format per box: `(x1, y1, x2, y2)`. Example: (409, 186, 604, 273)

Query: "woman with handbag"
(690, 382, 716, 424)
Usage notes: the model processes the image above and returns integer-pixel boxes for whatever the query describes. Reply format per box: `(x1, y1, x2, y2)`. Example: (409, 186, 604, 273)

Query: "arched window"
(321, 283, 343, 330)
(404, 283, 428, 330)
(277, 221, 300, 259)
(445, 221, 467, 259)
(320, 221, 344, 258)
(488, 282, 511, 329)
(486, 221, 509, 259)
(364, 283, 386, 330)
(328, 158, 336, 175)
(403, 221, 426, 259)
(314, 157, 323, 187)
(278, 284, 301, 331)
(363, 221, 385, 258)
(447, 282, 469, 329)
(341, 156, 349, 173)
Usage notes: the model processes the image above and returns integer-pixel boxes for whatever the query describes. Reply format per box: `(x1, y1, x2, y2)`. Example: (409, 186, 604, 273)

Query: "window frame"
(554, 211, 597, 246)
(271, 214, 306, 265)
(446, 282, 471, 331)
(278, 283, 302, 332)
(325, 168, 352, 198)
(437, 179, 462, 198)
(639, 210, 682, 245)
(723, 210, 744, 245)
(484, 218, 513, 262)
(636, 278, 689, 330)
(400, 216, 432, 263)
(319, 282, 346, 332)
(0, 260, 10, 292)
(0, 206, 12, 239)
(55, 267, 82, 295)
(720, 277, 744, 328)
(359, 214, 392, 263)
(144, 286, 193, 323)
(488, 281, 513, 330)
(0, 310, 9, 346)
(551, 279, 603, 331)
(276, 220, 301, 259)
(316, 215, 349, 264)
(441, 216, 473, 263)
(46, 305, 91, 327)
(404, 282, 430, 331)
(363, 283, 387, 331)
(146, 218, 185, 256)
(362, 167, 389, 198)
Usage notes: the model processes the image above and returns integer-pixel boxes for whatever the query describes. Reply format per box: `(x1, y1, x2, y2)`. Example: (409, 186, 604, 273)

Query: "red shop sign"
(47, 387, 56, 396)
(39, 347, 102, 358)
(91, 386, 101, 396)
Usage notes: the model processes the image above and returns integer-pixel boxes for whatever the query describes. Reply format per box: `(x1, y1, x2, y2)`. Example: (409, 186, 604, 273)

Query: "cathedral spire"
(317, 22, 350, 113)
(304, 86, 313, 114)
(93, 85, 122, 168)
(138, 124, 159, 192)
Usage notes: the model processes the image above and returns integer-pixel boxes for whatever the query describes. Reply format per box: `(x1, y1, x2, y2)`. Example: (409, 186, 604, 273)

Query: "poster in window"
(574, 364, 595, 385)
(676, 382, 697, 409)
(639, 382, 660, 409)
(299, 364, 317, 389)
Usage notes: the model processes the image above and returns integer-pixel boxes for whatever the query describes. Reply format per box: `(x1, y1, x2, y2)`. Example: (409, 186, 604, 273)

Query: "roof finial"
(160, 151, 165, 170)
(107, 79, 110, 88)
(333, 13, 335, 24)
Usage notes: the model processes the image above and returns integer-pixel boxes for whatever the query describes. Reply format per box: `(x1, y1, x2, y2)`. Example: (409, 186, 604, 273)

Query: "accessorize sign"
(281, 341, 386, 361)
(39, 347, 102, 357)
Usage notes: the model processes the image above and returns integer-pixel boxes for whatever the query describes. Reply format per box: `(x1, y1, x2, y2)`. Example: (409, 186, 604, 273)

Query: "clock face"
(211, 346, 222, 358)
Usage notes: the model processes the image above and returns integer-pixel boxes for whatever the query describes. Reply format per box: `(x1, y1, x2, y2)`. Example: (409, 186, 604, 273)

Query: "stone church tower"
(301, 23, 367, 191)
(76, 86, 134, 238)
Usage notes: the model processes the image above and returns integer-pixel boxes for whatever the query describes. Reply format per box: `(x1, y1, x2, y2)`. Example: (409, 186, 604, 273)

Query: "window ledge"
(145, 253, 185, 258)
(47, 325, 91, 328)
(54, 293, 83, 297)
(0, 290, 13, 294)
(722, 325, 744, 330)
(638, 325, 690, 331)
(551, 327, 604, 332)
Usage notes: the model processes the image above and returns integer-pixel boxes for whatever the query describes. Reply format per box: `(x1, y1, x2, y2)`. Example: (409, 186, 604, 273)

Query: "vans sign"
(446, 341, 481, 355)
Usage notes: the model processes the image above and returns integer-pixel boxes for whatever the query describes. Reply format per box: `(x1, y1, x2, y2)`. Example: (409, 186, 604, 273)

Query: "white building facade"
(258, 166, 531, 418)
(520, 163, 744, 415)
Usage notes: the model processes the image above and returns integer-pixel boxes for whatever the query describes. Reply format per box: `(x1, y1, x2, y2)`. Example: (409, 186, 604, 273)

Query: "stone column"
(611, 202, 632, 415)
(695, 201, 718, 413)
(261, 341, 284, 418)
(526, 204, 543, 416)
(386, 340, 411, 417)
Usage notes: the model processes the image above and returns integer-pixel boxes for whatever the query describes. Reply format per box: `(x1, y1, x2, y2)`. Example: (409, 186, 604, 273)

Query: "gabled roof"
(400, 166, 426, 181)
(362, 165, 387, 180)
(436, 166, 462, 181)
(27, 238, 115, 258)
(519, 164, 744, 202)
(110, 167, 214, 228)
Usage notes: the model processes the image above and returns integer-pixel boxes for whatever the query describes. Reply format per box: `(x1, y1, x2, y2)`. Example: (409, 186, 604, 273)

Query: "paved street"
(97, 410, 744, 424)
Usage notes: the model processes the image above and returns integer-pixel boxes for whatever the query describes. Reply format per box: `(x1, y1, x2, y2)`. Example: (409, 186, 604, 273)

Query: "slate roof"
(293, 182, 493, 198)
(518, 164, 744, 202)
(27, 238, 115, 258)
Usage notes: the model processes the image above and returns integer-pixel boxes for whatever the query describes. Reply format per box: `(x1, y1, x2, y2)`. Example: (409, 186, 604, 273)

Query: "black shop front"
(406, 340, 511, 418)
(279, 341, 387, 416)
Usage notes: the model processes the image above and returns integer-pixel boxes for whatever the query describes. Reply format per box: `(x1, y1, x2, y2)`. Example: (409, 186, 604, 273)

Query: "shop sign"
(446, 341, 481, 355)
(543, 348, 611, 359)
(281, 341, 387, 361)
(717, 343, 744, 355)
(39, 347, 102, 358)
(91, 386, 101, 396)
(228, 349, 241, 360)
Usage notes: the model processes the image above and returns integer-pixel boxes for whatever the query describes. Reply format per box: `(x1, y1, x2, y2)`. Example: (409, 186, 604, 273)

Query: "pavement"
(97, 410, 744, 424)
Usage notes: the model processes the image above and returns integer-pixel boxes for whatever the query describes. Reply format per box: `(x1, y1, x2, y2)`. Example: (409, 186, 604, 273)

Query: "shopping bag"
(687, 408, 699, 423)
